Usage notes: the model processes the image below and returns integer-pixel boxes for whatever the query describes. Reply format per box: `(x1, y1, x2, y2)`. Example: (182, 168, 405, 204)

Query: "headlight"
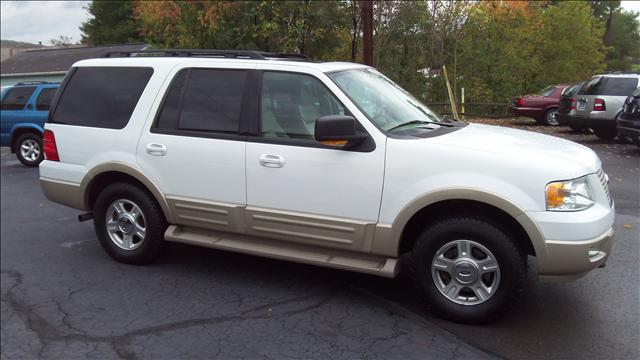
(546, 176, 594, 211)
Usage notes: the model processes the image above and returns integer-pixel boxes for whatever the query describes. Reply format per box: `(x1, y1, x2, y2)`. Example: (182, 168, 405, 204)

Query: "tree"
(602, 10, 640, 71)
(50, 35, 76, 47)
(81, 0, 142, 45)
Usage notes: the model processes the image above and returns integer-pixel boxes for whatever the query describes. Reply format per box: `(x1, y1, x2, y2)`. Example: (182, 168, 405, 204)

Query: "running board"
(164, 225, 399, 278)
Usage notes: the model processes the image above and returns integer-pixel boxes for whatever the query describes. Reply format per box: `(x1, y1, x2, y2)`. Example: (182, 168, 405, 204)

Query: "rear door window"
(599, 78, 638, 96)
(51, 67, 153, 129)
(35, 88, 57, 111)
(1, 86, 36, 110)
(155, 68, 248, 134)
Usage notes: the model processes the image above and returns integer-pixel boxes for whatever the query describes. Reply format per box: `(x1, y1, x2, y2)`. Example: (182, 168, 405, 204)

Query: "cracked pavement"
(1, 147, 490, 359)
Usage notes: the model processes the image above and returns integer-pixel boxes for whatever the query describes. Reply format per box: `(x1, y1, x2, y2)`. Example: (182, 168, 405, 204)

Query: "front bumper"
(536, 227, 614, 282)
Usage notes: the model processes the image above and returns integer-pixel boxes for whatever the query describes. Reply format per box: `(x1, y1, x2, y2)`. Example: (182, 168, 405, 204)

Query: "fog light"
(588, 249, 606, 262)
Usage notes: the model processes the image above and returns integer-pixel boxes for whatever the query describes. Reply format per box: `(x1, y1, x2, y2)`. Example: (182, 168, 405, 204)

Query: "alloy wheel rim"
(431, 239, 500, 305)
(547, 110, 559, 126)
(20, 139, 40, 162)
(105, 199, 146, 250)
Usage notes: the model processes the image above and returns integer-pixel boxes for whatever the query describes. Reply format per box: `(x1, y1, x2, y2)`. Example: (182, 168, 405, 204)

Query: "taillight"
(43, 130, 60, 161)
(570, 98, 576, 110)
(515, 98, 525, 107)
(594, 98, 606, 111)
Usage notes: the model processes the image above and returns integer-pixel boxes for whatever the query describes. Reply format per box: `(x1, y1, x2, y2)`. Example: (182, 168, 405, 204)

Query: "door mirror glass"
(314, 115, 366, 148)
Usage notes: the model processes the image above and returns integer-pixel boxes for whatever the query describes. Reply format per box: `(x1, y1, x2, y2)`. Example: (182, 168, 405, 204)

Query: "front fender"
(372, 186, 545, 259)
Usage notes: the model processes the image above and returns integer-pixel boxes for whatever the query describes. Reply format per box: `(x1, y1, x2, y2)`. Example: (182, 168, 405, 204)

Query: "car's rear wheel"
(408, 216, 526, 324)
(594, 127, 617, 141)
(15, 133, 43, 167)
(569, 121, 586, 132)
(543, 108, 559, 126)
(93, 182, 167, 264)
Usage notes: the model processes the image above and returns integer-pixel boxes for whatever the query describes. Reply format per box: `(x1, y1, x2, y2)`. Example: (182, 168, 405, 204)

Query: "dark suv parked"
(617, 88, 640, 146)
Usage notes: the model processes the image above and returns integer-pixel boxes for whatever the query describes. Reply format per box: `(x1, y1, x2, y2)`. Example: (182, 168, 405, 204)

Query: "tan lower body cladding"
(164, 196, 397, 277)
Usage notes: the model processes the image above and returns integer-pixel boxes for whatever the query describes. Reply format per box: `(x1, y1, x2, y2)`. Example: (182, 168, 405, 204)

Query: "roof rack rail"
(104, 49, 311, 61)
(14, 81, 57, 86)
(605, 71, 640, 75)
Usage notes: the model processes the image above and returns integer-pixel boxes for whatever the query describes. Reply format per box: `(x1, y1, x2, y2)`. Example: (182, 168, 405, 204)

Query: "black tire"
(543, 108, 559, 126)
(594, 127, 617, 141)
(408, 217, 526, 324)
(568, 121, 585, 133)
(15, 133, 43, 167)
(617, 132, 633, 144)
(93, 182, 167, 265)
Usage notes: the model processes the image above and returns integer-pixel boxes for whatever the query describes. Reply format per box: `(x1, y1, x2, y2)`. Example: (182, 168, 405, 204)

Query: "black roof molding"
(104, 49, 312, 61)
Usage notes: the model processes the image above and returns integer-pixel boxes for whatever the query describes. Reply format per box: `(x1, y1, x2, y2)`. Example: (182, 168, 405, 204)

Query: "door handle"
(259, 154, 285, 168)
(146, 143, 167, 156)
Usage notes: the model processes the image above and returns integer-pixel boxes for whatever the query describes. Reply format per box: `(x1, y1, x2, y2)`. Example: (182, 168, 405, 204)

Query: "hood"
(429, 123, 600, 178)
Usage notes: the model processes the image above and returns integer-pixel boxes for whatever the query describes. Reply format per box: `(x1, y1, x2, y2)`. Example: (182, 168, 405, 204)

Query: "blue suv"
(1, 82, 60, 166)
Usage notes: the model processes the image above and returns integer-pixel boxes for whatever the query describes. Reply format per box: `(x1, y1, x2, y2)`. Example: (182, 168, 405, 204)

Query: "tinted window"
(156, 70, 187, 130)
(1, 86, 36, 110)
(156, 68, 247, 133)
(579, 77, 603, 95)
(35, 88, 57, 111)
(261, 72, 346, 139)
(51, 67, 153, 129)
(579, 76, 639, 96)
(563, 83, 582, 97)
(600, 78, 638, 96)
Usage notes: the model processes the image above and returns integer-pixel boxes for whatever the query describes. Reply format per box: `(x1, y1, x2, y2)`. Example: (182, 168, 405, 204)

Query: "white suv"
(39, 50, 615, 323)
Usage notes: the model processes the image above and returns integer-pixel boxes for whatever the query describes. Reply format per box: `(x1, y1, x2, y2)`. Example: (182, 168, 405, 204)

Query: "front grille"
(597, 168, 612, 206)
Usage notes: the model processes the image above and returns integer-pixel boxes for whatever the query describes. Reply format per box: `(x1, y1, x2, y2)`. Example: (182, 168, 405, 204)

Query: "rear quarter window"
(600, 78, 638, 96)
(35, 88, 57, 111)
(50, 67, 153, 129)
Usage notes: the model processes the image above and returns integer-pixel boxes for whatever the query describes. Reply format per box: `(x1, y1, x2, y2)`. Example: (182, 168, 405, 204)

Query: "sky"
(1, 0, 640, 45)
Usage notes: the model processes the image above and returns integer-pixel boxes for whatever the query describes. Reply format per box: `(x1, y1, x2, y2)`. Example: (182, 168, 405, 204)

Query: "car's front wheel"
(15, 133, 43, 167)
(93, 182, 167, 265)
(408, 216, 526, 324)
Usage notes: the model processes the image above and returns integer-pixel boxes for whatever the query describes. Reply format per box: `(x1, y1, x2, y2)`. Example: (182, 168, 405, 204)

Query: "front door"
(245, 70, 385, 252)
(137, 67, 251, 233)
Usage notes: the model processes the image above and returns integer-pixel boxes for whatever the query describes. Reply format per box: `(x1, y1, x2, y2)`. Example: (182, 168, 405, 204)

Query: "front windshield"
(329, 69, 441, 132)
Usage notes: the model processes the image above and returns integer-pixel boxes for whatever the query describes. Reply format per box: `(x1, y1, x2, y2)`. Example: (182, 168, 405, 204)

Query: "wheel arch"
(373, 189, 544, 259)
(10, 124, 43, 153)
(82, 163, 174, 223)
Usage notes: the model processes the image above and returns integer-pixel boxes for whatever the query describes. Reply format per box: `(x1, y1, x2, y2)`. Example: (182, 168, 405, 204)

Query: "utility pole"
(361, 1, 373, 66)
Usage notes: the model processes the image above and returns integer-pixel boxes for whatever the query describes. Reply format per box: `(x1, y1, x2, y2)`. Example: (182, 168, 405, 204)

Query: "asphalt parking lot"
(1, 120, 639, 359)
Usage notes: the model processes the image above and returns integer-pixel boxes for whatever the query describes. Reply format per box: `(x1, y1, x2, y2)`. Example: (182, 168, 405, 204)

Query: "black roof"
(1, 43, 147, 75)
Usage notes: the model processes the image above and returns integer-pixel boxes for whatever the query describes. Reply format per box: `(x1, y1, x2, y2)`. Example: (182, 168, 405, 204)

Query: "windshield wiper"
(387, 120, 436, 132)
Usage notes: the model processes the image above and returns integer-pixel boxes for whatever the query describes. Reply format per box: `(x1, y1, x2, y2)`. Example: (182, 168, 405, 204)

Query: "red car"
(511, 84, 568, 126)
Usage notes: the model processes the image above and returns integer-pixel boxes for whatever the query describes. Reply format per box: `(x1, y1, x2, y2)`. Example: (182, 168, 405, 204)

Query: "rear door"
(137, 64, 254, 233)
